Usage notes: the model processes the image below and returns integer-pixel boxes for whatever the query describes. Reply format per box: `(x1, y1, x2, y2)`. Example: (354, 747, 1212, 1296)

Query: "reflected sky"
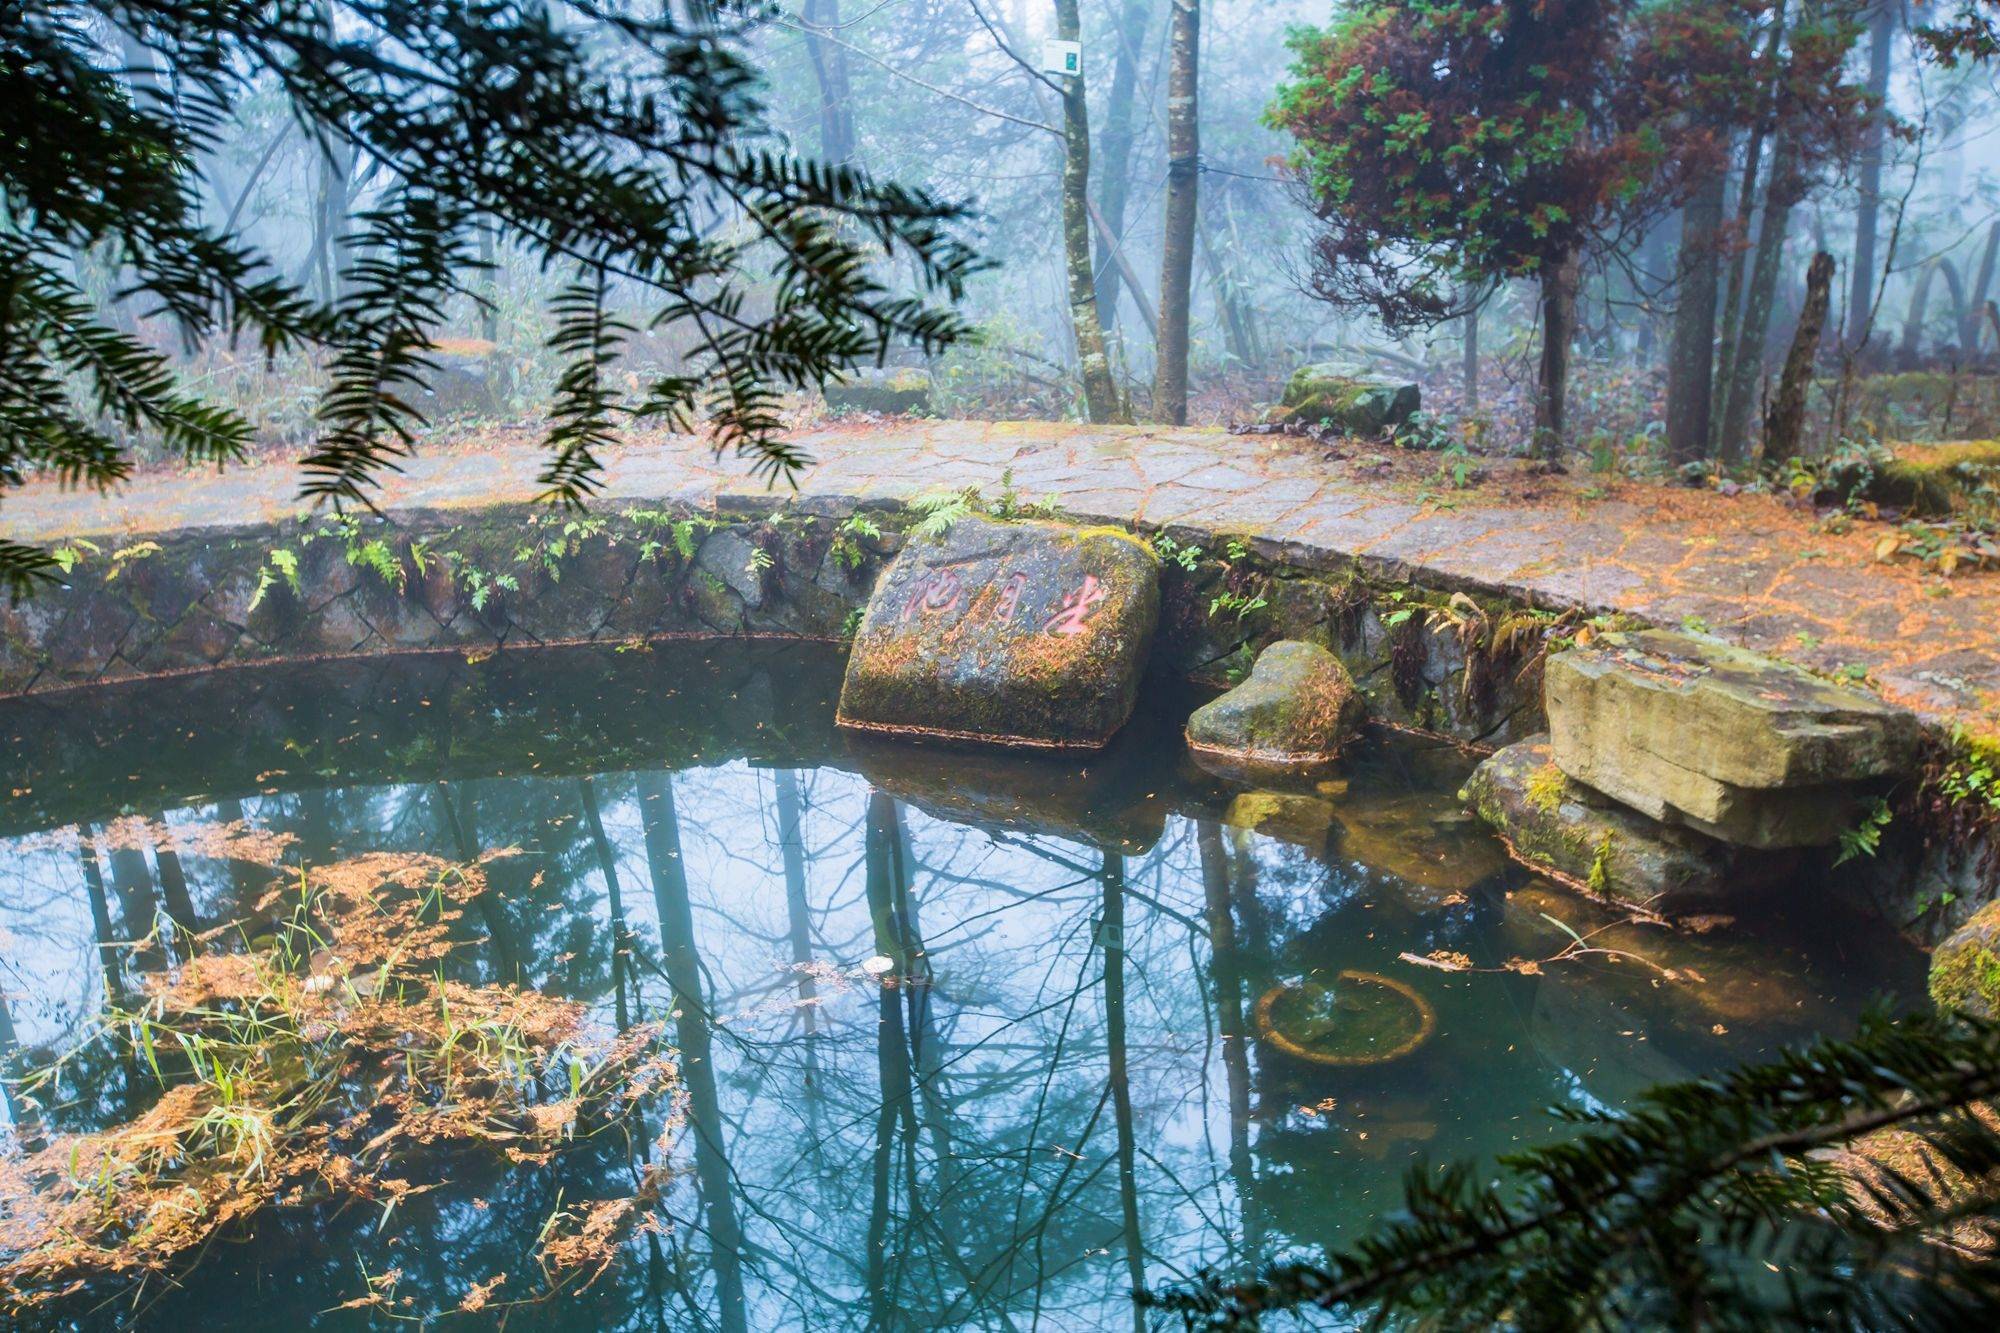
(0, 643, 1927, 1329)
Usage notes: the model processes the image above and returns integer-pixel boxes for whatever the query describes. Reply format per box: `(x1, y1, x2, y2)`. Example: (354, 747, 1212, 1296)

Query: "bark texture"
(1765, 250, 1835, 466)
(1666, 174, 1726, 464)
(1153, 0, 1200, 424)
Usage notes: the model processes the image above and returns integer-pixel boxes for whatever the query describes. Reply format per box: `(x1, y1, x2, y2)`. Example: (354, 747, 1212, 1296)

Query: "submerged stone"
(1330, 791, 1509, 905)
(1252, 970, 1436, 1067)
(837, 515, 1160, 750)
(1262, 363, 1420, 435)
(1931, 900, 2000, 1019)
(1224, 790, 1336, 846)
(1545, 629, 1922, 849)
(1463, 735, 1792, 909)
(1186, 639, 1364, 776)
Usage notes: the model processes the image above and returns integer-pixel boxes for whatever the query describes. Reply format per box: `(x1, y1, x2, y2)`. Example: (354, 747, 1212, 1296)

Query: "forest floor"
(10, 418, 1997, 737)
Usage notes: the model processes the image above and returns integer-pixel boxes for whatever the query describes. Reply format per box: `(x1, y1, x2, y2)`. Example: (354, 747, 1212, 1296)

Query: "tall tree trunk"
(636, 773, 748, 1333)
(1054, 0, 1125, 423)
(1666, 174, 1726, 464)
(1153, 0, 1200, 424)
(1900, 260, 1940, 362)
(801, 0, 856, 166)
(1844, 0, 1896, 354)
(1718, 139, 1804, 461)
(862, 791, 916, 1327)
(1534, 251, 1580, 459)
(1102, 852, 1145, 1331)
(1198, 820, 1260, 1261)
(577, 778, 632, 1030)
(1094, 0, 1153, 334)
(1715, 7, 1788, 447)
(1961, 220, 2000, 352)
(149, 815, 199, 942)
(1197, 216, 1255, 369)
(773, 770, 818, 1041)
(78, 825, 123, 1000)
(1765, 251, 1836, 465)
(1462, 299, 1480, 411)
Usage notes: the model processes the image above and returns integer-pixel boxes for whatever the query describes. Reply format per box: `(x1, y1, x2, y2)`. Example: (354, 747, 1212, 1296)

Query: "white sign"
(1042, 39, 1082, 77)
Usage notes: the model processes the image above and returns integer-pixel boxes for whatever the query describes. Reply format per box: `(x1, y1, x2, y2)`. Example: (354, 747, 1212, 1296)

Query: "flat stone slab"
(1186, 639, 1362, 775)
(836, 515, 1159, 750)
(1463, 735, 1791, 908)
(1546, 629, 1923, 849)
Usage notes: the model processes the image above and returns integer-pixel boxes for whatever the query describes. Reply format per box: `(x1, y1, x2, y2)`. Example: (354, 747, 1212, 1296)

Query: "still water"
(0, 641, 1924, 1329)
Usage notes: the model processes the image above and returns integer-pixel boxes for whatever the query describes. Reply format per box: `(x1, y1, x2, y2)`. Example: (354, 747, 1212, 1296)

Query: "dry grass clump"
(0, 843, 675, 1320)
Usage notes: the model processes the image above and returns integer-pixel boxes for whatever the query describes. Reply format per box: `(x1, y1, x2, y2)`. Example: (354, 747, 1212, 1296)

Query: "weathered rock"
(1464, 735, 1792, 908)
(1546, 629, 1922, 849)
(1262, 363, 1419, 435)
(1186, 640, 1363, 775)
(837, 515, 1160, 750)
(1931, 900, 2000, 1018)
(825, 367, 932, 416)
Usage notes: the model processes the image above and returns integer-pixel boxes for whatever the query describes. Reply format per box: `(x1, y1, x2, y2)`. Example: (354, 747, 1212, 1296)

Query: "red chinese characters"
(1042, 575, 1109, 636)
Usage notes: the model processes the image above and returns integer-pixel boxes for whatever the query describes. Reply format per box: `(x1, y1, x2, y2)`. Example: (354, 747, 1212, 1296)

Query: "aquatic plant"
(0, 842, 675, 1321)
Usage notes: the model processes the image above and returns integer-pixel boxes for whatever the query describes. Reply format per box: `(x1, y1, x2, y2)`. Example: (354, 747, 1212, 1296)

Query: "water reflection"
(0, 642, 1925, 1329)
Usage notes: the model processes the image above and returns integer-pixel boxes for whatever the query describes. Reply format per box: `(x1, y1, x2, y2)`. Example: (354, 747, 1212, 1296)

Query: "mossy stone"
(1463, 735, 1792, 910)
(825, 367, 932, 416)
(1546, 629, 1922, 849)
(837, 515, 1160, 750)
(1931, 900, 2000, 1019)
(1186, 639, 1363, 774)
(1262, 363, 1420, 435)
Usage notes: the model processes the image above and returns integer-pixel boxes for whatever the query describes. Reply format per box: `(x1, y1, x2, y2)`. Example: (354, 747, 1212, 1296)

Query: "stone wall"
(0, 498, 890, 697)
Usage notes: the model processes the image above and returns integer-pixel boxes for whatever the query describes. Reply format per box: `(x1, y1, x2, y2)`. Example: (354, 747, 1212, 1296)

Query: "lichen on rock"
(1261, 363, 1420, 435)
(1186, 639, 1364, 776)
(1545, 629, 1922, 849)
(836, 514, 1160, 750)
(1463, 735, 1792, 910)
(1931, 899, 2000, 1019)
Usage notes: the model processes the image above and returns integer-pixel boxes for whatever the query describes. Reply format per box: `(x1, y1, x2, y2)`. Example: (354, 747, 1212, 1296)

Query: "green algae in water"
(1257, 971, 1436, 1066)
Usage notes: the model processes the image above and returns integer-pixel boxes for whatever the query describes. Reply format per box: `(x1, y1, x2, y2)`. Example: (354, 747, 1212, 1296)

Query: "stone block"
(1546, 629, 1922, 849)
(1464, 735, 1791, 909)
(837, 516, 1159, 750)
(1187, 639, 1363, 775)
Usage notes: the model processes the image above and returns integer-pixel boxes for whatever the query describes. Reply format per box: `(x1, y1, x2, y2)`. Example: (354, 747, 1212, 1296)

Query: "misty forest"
(9, 1, 2000, 1329)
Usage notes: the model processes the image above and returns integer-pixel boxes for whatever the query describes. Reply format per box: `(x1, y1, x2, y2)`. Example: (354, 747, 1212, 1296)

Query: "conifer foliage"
(1141, 1009, 2000, 1329)
(0, 2, 978, 598)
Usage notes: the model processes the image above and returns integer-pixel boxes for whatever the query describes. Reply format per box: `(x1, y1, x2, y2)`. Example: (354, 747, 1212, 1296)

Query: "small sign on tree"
(1042, 38, 1082, 76)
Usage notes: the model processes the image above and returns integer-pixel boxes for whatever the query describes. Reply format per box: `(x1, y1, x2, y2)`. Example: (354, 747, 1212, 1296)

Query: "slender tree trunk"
(1844, 0, 1896, 354)
(149, 815, 199, 941)
(78, 825, 123, 1000)
(1900, 260, 1940, 362)
(436, 781, 521, 983)
(1462, 299, 1480, 411)
(1766, 251, 1836, 465)
(1666, 174, 1726, 464)
(1718, 140, 1803, 461)
(636, 772, 748, 1333)
(577, 778, 632, 1030)
(1153, 0, 1200, 423)
(1716, 8, 1788, 446)
(1101, 852, 1145, 1331)
(1961, 221, 2000, 352)
(1198, 820, 1260, 1262)
(1095, 0, 1153, 333)
(1054, 0, 1125, 422)
(862, 791, 916, 1327)
(801, 0, 857, 166)
(1197, 216, 1255, 369)
(773, 770, 818, 1040)
(1534, 251, 1580, 458)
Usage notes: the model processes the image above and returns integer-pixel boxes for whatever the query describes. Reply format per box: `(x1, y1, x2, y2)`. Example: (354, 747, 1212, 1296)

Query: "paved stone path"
(8, 419, 1998, 734)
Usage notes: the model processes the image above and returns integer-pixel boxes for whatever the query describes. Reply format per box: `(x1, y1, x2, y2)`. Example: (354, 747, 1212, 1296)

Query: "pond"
(0, 640, 1926, 1329)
